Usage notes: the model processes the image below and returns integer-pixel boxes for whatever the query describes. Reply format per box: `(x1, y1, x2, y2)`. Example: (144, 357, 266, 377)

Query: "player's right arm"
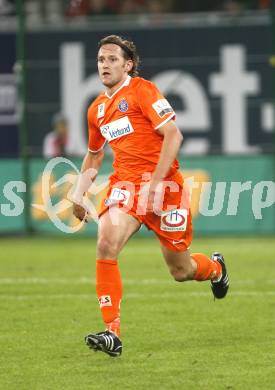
(72, 101, 106, 221)
(81, 148, 104, 174)
(72, 149, 104, 221)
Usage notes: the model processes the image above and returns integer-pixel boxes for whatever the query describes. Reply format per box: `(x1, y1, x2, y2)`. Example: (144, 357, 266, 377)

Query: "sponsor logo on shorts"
(98, 295, 112, 308)
(100, 116, 134, 141)
(160, 209, 187, 232)
(152, 99, 174, 118)
(118, 98, 128, 112)
(105, 188, 131, 206)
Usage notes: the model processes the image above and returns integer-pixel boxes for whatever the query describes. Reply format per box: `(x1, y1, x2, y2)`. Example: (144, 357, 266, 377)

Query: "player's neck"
(105, 75, 130, 98)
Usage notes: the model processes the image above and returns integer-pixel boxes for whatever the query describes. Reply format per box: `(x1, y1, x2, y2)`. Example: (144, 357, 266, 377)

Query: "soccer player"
(72, 35, 229, 357)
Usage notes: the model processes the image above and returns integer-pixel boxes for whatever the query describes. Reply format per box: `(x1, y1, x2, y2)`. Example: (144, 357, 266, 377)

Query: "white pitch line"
(0, 277, 274, 285)
(1, 291, 275, 301)
(0, 277, 168, 285)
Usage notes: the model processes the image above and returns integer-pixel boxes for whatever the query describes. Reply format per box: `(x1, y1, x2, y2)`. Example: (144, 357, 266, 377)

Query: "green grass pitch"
(0, 236, 274, 389)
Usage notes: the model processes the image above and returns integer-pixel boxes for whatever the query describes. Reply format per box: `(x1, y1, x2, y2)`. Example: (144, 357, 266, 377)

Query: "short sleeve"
(87, 107, 106, 152)
(137, 80, 175, 130)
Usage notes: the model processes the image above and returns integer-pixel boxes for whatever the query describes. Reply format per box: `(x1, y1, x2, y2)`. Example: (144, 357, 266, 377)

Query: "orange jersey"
(87, 75, 179, 184)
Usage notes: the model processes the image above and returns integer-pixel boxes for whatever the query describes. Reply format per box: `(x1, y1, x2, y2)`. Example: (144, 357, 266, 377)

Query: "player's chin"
(101, 76, 113, 86)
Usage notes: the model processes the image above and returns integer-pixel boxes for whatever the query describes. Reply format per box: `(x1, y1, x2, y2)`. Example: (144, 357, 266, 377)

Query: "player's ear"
(125, 60, 133, 73)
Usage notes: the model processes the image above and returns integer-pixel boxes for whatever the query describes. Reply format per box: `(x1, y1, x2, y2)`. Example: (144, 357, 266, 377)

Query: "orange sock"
(96, 259, 122, 336)
(192, 253, 222, 281)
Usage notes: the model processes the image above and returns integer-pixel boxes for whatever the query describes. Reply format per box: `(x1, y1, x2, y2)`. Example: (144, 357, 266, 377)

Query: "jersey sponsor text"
(100, 116, 134, 142)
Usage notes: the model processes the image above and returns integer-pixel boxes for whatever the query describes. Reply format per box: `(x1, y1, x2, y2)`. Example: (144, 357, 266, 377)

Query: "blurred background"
(0, 0, 274, 236)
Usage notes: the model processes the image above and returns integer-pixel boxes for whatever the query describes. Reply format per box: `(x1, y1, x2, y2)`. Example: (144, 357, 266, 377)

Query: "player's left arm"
(151, 120, 183, 184)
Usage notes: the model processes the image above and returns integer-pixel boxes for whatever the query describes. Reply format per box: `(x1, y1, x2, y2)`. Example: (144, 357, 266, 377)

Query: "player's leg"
(161, 245, 220, 282)
(85, 208, 141, 356)
(161, 246, 196, 281)
(145, 210, 228, 297)
(96, 208, 141, 259)
(161, 244, 229, 299)
(146, 180, 229, 298)
(96, 209, 140, 333)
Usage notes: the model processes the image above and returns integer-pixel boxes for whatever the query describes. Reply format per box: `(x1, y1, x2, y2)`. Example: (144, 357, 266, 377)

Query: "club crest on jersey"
(100, 116, 134, 141)
(97, 103, 105, 118)
(160, 209, 188, 232)
(118, 99, 128, 112)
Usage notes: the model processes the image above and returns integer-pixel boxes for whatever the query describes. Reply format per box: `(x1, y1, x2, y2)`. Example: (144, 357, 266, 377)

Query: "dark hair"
(98, 35, 140, 77)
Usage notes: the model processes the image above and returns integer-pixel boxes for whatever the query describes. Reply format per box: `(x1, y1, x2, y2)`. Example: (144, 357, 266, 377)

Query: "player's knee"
(97, 236, 119, 258)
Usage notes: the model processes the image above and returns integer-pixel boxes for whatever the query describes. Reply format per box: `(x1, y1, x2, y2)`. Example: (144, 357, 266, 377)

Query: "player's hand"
(147, 180, 163, 212)
(73, 203, 88, 222)
(139, 180, 164, 213)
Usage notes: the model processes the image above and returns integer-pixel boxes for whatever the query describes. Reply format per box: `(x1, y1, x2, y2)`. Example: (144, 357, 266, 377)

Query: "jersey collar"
(105, 75, 131, 99)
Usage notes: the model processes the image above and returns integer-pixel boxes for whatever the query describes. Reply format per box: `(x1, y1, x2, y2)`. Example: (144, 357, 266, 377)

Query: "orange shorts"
(99, 172, 193, 252)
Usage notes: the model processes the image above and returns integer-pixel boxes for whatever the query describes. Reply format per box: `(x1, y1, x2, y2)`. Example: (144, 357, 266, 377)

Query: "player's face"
(97, 44, 133, 93)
